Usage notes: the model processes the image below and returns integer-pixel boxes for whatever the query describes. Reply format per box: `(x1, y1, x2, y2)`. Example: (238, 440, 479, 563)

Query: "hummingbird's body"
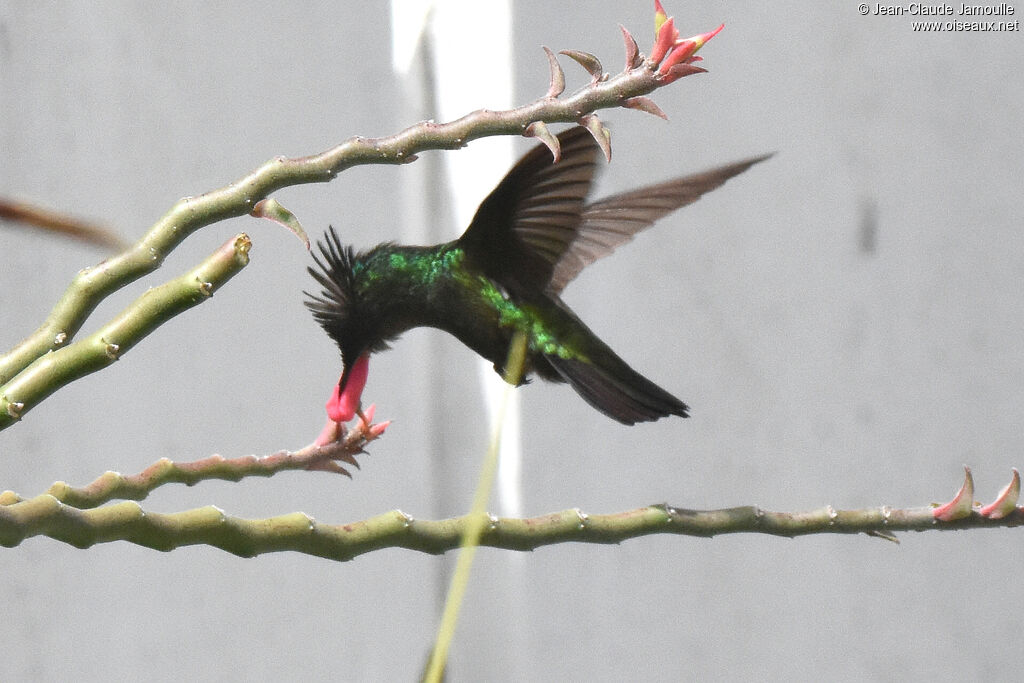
(338, 242, 533, 371)
(307, 127, 768, 425)
(341, 240, 652, 380)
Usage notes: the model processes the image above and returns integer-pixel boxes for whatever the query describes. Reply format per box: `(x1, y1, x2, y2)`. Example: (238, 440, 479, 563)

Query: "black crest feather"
(305, 226, 358, 348)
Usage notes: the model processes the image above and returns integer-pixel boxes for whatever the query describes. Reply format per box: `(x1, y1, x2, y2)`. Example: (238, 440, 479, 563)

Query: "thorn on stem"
(658, 62, 707, 85)
(524, 121, 561, 162)
(541, 47, 565, 98)
(619, 25, 642, 70)
(932, 466, 975, 521)
(251, 199, 309, 250)
(559, 49, 604, 83)
(621, 96, 668, 120)
(578, 115, 611, 162)
(306, 460, 353, 478)
(866, 530, 901, 544)
(979, 468, 1020, 519)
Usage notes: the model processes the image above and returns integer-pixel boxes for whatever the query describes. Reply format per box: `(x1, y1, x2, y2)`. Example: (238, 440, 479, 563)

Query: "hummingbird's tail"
(546, 354, 689, 425)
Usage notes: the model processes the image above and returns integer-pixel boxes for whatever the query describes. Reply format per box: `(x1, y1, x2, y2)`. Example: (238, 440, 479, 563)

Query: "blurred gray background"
(2, 1, 1023, 680)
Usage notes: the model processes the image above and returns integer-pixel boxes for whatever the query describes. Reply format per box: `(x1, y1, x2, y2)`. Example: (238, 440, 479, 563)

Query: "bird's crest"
(305, 227, 360, 355)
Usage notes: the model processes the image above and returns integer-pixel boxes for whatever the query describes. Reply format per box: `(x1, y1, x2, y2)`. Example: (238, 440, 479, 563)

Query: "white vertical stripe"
(391, 1, 522, 516)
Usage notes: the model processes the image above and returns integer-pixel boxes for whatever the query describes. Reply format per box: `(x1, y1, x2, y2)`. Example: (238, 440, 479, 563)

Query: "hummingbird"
(307, 127, 768, 426)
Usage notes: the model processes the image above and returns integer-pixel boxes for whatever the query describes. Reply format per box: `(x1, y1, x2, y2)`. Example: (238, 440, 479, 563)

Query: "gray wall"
(2, 2, 1022, 680)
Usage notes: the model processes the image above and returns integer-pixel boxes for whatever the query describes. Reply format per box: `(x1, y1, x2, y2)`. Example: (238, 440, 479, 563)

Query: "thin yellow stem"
(424, 331, 527, 682)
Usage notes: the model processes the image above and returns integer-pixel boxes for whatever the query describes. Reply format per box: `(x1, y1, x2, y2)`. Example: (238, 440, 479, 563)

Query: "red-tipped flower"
(325, 353, 370, 423)
(649, 2, 723, 83)
(650, 16, 678, 65)
(660, 23, 724, 74)
(654, 0, 670, 34)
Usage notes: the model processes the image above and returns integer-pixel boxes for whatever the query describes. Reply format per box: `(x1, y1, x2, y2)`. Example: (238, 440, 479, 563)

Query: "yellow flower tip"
(694, 23, 725, 50)
(650, 16, 677, 65)
(654, 0, 669, 35)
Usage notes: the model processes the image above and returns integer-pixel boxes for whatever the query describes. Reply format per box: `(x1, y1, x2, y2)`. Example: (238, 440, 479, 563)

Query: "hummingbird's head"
(306, 227, 374, 422)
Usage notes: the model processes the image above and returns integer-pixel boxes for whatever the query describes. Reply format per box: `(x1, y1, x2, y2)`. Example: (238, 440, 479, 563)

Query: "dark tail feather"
(546, 355, 689, 425)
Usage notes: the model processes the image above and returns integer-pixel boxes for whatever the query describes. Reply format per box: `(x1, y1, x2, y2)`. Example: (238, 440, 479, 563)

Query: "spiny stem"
(0, 234, 250, 428)
(0, 419, 385, 510)
(0, 47, 679, 390)
(0, 498, 1020, 560)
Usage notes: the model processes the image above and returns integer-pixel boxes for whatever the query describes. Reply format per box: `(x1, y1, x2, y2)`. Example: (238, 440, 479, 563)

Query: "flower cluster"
(650, 0, 724, 84)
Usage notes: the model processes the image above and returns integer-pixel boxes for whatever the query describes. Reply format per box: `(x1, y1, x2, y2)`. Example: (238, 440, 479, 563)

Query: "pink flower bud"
(649, 16, 677, 65)
(368, 420, 391, 439)
(313, 417, 342, 447)
(658, 23, 724, 75)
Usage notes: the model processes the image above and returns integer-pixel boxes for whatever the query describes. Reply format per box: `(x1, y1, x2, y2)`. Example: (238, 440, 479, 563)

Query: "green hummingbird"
(307, 127, 768, 425)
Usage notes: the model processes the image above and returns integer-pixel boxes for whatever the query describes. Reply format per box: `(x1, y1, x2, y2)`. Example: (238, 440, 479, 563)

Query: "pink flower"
(325, 353, 370, 422)
(650, 16, 677, 65)
(660, 24, 724, 74)
(368, 420, 391, 439)
(649, 2, 724, 83)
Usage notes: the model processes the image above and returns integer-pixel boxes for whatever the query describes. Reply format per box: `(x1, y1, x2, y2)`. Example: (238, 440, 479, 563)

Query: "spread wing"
(457, 126, 600, 295)
(459, 125, 771, 296)
(546, 153, 773, 294)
